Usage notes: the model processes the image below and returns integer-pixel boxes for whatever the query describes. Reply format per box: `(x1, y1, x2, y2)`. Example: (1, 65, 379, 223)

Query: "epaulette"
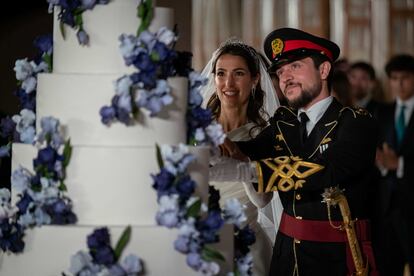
(273, 105, 297, 119)
(339, 106, 372, 119)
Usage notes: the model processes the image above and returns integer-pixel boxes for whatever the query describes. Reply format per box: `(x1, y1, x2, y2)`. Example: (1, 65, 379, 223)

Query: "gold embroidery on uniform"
(321, 137, 331, 144)
(308, 121, 338, 159)
(255, 162, 264, 193)
(274, 145, 284, 151)
(259, 156, 324, 192)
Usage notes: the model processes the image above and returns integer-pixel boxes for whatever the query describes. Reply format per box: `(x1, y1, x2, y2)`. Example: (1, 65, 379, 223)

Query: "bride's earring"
(251, 86, 256, 99)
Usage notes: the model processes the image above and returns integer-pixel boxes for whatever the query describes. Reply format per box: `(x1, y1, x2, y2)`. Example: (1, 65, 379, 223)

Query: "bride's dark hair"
(206, 40, 268, 138)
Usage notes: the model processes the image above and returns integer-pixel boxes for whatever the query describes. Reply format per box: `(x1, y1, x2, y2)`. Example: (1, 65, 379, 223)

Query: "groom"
(211, 28, 379, 275)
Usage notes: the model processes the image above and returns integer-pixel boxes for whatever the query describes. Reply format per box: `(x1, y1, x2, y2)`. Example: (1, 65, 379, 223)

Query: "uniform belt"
(279, 212, 370, 242)
(279, 212, 378, 276)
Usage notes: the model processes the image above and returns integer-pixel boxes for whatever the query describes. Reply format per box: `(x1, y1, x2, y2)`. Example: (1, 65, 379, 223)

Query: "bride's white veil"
(200, 39, 280, 119)
(200, 39, 284, 243)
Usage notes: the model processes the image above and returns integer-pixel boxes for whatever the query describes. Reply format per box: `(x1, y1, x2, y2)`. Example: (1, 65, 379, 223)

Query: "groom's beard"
(286, 80, 322, 109)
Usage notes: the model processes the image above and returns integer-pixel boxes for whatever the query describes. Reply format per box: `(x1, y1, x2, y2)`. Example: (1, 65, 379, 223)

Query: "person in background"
(200, 39, 283, 275)
(210, 28, 379, 275)
(331, 70, 353, 106)
(348, 61, 382, 117)
(374, 54, 414, 276)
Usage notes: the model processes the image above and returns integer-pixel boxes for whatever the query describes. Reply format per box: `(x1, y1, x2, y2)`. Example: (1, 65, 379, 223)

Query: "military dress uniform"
(237, 98, 378, 275)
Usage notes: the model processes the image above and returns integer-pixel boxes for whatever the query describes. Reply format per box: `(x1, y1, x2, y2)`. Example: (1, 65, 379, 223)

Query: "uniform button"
(294, 238, 301, 244)
(295, 194, 302, 200)
(295, 216, 302, 220)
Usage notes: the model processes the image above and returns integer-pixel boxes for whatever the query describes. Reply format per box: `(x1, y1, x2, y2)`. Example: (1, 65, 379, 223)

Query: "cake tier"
(53, 2, 174, 74)
(12, 144, 210, 226)
(36, 75, 188, 147)
(0, 224, 233, 276)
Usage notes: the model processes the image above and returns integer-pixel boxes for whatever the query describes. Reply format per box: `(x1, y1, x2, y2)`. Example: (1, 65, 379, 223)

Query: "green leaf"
(43, 53, 53, 72)
(114, 225, 132, 261)
(59, 180, 67, 192)
(155, 144, 164, 169)
(201, 246, 225, 262)
(63, 139, 72, 168)
(60, 21, 66, 40)
(186, 199, 201, 218)
(74, 14, 83, 27)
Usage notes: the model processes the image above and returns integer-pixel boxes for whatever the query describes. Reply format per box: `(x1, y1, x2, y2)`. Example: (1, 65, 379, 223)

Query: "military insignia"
(274, 145, 284, 151)
(319, 144, 329, 154)
(276, 134, 284, 142)
(321, 137, 331, 144)
(355, 108, 370, 116)
(257, 156, 324, 193)
(271, 38, 284, 58)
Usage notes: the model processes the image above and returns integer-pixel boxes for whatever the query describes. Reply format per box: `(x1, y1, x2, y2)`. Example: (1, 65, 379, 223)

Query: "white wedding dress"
(210, 122, 282, 275)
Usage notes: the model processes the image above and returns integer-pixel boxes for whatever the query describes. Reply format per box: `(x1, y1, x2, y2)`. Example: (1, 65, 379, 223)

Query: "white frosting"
(53, 2, 174, 73)
(12, 143, 209, 226)
(36, 75, 188, 146)
(0, 225, 234, 275)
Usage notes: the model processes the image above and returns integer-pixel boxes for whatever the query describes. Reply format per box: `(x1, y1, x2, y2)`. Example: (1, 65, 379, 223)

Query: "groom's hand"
(219, 138, 249, 161)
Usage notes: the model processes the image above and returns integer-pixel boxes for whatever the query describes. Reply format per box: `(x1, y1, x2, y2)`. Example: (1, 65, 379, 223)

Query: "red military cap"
(264, 27, 340, 72)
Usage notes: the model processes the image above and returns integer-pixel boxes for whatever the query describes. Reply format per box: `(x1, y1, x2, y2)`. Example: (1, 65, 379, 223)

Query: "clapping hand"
(218, 137, 249, 161)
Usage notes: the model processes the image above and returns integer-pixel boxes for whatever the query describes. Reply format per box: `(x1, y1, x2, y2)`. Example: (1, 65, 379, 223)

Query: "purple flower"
(45, 198, 77, 225)
(152, 168, 175, 198)
(99, 106, 116, 125)
(16, 192, 33, 214)
(80, 0, 97, 10)
(93, 245, 116, 266)
(0, 117, 16, 139)
(174, 236, 189, 253)
(15, 88, 36, 111)
(33, 146, 59, 172)
(198, 210, 224, 243)
(0, 219, 25, 253)
(186, 253, 202, 270)
(33, 34, 53, 54)
(87, 227, 111, 249)
(189, 107, 212, 129)
(235, 225, 256, 256)
(176, 176, 195, 199)
(133, 52, 155, 72)
(77, 29, 90, 46)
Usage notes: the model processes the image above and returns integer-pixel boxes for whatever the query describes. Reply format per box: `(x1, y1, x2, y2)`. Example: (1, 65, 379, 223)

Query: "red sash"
(279, 212, 378, 276)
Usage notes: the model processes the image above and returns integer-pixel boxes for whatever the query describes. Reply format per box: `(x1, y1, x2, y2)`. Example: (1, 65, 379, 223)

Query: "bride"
(201, 39, 283, 275)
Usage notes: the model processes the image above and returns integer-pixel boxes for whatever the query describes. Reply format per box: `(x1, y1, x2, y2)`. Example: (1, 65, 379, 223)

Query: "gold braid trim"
(257, 156, 324, 193)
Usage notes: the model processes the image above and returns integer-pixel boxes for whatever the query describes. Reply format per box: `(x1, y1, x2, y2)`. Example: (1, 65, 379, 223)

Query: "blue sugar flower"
(80, 0, 97, 10)
(33, 34, 53, 54)
(14, 88, 36, 111)
(176, 176, 196, 200)
(198, 210, 224, 243)
(14, 59, 33, 81)
(0, 117, 16, 139)
(76, 29, 90, 46)
(121, 254, 142, 274)
(186, 252, 202, 270)
(189, 107, 212, 129)
(156, 210, 179, 228)
(16, 192, 33, 214)
(174, 236, 190, 253)
(21, 76, 37, 94)
(108, 264, 126, 276)
(133, 52, 155, 72)
(87, 227, 111, 249)
(93, 245, 116, 266)
(33, 146, 59, 172)
(45, 198, 77, 225)
(152, 168, 175, 198)
(0, 219, 25, 253)
(222, 198, 247, 227)
(99, 106, 116, 125)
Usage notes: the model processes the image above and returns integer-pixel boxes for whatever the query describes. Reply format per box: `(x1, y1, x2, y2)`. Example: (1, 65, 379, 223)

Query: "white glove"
(209, 157, 257, 182)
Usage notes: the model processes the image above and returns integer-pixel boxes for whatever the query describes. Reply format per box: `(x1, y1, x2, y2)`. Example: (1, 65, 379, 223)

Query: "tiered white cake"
(0, 1, 233, 275)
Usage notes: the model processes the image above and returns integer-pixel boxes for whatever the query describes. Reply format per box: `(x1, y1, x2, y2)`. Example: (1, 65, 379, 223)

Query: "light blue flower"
(14, 58, 33, 81)
(77, 29, 90, 46)
(121, 254, 143, 274)
(194, 128, 206, 143)
(81, 0, 97, 10)
(33, 61, 49, 73)
(186, 252, 202, 270)
(114, 76, 133, 97)
(0, 144, 10, 158)
(21, 76, 37, 94)
(161, 144, 195, 175)
(69, 250, 94, 275)
(11, 166, 33, 192)
(20, 126, 36, 144)
(119, 34, 140, 66)
(156, 195, 180, 228)
(12, 109, 36, 133)
(156, 27, 177, 46)
(116, 94, 132, 113)
(36, 116, 65, 149)
(222, 198, 247, 227)
(205, 122, 226, 147)
(0, 188, 17, 220)
(137, 30, 156, 50)
(199, 260, 220, 275)
(236, 253, 253, 276)
(33, 206, 52, 226)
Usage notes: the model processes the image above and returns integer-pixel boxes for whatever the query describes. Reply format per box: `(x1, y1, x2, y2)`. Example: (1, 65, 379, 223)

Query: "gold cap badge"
(271, 38, 284, 58)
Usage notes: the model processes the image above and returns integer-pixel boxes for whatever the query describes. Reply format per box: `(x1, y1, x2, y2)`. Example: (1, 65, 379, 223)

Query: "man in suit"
(374, 54, 414, 276)
(348, 61, 382, 117)
(210, 28, 379, 275)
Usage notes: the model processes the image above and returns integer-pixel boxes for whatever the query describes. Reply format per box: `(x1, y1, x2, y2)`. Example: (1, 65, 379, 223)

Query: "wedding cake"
(0, 1, 233, 275)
